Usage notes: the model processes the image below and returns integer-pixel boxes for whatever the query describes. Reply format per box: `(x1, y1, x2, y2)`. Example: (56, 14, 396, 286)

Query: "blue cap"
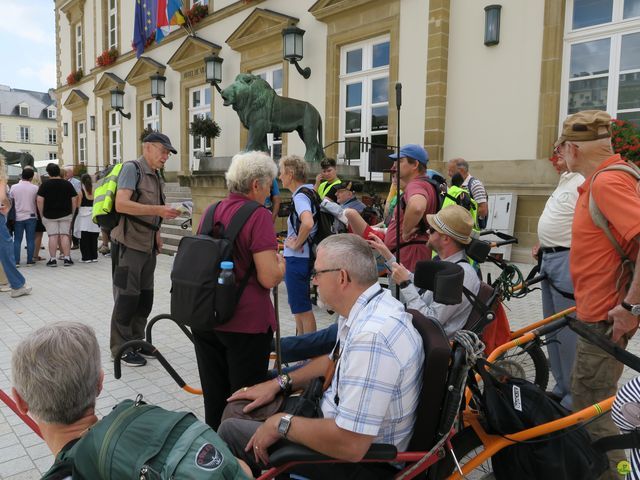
(220, 261, 234, 270)
(389, 144, 428, 165)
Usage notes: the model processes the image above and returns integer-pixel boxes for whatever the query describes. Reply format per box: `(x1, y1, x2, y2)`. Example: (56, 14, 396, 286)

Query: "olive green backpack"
(42, 399, 249, 480)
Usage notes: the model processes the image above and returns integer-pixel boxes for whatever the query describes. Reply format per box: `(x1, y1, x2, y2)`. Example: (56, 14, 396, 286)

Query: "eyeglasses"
(310, 268, 342, 280)
(150, 143, 172, 157)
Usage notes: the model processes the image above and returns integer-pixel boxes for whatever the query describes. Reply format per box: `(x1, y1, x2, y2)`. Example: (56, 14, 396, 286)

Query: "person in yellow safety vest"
(314, 158, 342, 200)
(443, 172, 479, 230)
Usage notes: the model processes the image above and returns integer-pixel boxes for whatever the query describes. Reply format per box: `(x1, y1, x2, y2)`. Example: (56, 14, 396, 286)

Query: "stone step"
(163, 216, 192, 228)
(161, 232, 185, 247)
(161, 243, 178, 256)
(163, 182, 191, 194)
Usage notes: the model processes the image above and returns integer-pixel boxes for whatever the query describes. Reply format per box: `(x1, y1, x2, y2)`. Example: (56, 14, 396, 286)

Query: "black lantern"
(150, 73, 173, 109)
(282, 26, 311, 79)
(484, 5, 501, 46)
(110, 88, 131, 119)
(204, 55, 224, 93)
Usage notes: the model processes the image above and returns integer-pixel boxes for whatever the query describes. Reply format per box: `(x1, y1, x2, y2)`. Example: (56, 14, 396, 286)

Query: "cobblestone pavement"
(0, 251, 637, 478)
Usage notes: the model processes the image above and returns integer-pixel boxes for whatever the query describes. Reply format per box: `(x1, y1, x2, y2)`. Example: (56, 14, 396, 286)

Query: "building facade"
(53, 0, 640, 261)
(0, 85, 58, 163)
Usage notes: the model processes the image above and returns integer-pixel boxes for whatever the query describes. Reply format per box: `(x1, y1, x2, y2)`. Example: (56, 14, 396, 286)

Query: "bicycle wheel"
(429, 427, 494, 480)
(493, 341, 549, 391)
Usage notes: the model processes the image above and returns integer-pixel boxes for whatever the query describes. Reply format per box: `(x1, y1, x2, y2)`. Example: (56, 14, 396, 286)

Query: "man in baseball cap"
(142, 132, 178, 154)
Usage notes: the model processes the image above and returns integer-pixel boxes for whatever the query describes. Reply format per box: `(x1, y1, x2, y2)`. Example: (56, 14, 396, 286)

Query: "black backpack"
(170, 201, 261, 330)
(290, 187, 335, 255)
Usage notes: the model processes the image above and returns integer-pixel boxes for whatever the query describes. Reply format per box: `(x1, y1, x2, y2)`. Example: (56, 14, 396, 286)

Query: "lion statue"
(221, 73, 325, 163)
(0, 146, 34, 169)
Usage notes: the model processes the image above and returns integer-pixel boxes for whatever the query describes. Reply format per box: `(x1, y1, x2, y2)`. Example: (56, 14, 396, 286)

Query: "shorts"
(284, 256, 313, 314)
(42, 214, 73, 236)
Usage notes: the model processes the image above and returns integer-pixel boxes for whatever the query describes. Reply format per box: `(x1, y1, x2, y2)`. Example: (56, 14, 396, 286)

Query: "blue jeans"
(13, 217, 37, 264)
(0, 215, 25, 289)
(280, 323, 338, 363)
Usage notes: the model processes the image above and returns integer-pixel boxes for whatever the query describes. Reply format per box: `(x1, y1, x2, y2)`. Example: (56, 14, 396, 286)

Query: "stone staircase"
(161, 182, 193, 256)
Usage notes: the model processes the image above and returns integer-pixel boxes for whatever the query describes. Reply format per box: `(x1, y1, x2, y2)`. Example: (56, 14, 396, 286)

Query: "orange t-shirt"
(570, 155, 640, 322)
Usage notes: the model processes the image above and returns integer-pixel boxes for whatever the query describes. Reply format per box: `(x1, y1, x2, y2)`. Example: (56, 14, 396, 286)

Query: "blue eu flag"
(133, 0, 158, 58)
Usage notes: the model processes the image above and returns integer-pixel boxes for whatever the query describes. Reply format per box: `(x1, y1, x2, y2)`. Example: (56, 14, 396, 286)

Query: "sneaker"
(80, 259, 92, 263)
(10, 285, 32, 298)
(121, 351, 147, 367)
(25, 262, 36, 267)
(104, 252, 111, 258)
(64, 258, 74, 267)
(91, 259, 99, 263)
(46, 259, 57, 267)
(0, 285, 11, 292)
(137, 346, 157, 359)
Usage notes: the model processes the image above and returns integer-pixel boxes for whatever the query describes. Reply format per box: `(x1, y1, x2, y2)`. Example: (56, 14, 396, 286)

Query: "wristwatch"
(277, 414, 293, 438)
(276, 374, 292, 395)
(398, 279, 412, 289)
(622, 301, 640, 316)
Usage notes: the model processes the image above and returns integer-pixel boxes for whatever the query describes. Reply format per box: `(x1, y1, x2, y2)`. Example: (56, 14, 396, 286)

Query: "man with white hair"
(219, 234, 424, 478)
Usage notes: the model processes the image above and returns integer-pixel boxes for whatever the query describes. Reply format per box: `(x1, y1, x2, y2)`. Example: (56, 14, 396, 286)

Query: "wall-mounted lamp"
(484, 5, 502, 46)
(204, 55, 224, 93)
(63, 122, 68, 136)
(110, 88, 131, 119)
(282, 26, 311, 79)
(90, 115, 95, 131)
(150, 73, 173, 110)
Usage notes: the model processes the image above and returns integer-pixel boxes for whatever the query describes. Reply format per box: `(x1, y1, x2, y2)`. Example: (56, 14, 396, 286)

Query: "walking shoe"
(121, 351, 147, 367)
(80, 259, 92, 263)
(10, 285, 32, 298)
(0, 284, 11, 292)
(91, 259, 99, 263)
(137, 346, 157, 359)
(46, 259, 57, 267)
(64, 258, 74, 266)
(25, 262, 36, 267)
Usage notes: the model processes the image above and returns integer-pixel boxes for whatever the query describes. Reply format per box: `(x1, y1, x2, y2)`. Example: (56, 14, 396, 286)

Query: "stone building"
(53, 0, 640, 261)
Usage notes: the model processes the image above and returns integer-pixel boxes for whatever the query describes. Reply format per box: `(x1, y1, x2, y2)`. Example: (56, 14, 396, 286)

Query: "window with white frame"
(47, 107, 56, 119)
(77, 120, 86, 164)
(108, 0, 118, 50)
(562, 0, 640, 126)
(76, 23, 83, 71)
(19, 104, 29, 116)
(48, 128, 57, 145)
(252, 65, 284, 160)
(49, 152, 57, 161)
(143, 99, 161, 132)
(18, 126, 30, 143)
(339, 36, 390, 180)
(190, 0, 208, 7)
(188, 85, 212, 170)
(109, 111, 121, 164)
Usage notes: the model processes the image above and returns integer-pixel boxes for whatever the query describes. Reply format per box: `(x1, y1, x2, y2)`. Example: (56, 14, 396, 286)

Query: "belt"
(540, 246, 570, 254)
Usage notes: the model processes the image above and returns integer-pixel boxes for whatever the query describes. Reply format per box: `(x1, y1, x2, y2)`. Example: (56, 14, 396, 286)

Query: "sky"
(0, 1, 56, 93)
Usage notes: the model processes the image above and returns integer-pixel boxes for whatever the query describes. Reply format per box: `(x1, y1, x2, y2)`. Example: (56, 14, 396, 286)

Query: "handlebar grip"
(493, 238, 518, 247)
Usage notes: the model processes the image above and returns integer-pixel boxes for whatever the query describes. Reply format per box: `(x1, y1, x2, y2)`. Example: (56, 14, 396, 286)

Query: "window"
(47, 107, 56, 119)
(76, 23, 83, 71)
(19, 104, 29, 117)
(339, 36, 390, 180)
(562, 0, 640, 126)
(109, 111, 121, 164)
(188, 85, 212, 170)
(48, 128, 57, 145)
(191, 0, 208, 6)
(108, 0, 118, 49)
(252, 65, 284, 160)
(143, 99, 161, 132)
(77, 120, 86, 164)
(19, 126, 30, 143)
(49, 152, 57, 161)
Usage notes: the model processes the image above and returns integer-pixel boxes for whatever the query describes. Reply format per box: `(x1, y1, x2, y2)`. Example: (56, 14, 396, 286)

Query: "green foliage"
(140, 126, 157, 143)
(189, 116, 221, 142)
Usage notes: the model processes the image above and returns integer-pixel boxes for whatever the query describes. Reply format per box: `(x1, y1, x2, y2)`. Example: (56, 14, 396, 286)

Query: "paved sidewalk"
(0, 252, 636, 478)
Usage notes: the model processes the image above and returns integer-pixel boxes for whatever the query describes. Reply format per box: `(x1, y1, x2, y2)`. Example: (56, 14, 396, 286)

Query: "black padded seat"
(463, 281, 498, 333)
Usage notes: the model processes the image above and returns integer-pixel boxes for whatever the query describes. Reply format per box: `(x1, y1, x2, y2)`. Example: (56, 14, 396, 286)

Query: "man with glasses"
(560, 110, 640, 478)
(109, 132, 180, 367)
(219, 234, 424, 479)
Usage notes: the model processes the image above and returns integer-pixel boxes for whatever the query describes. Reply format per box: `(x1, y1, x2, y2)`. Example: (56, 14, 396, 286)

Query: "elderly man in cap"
(110, 132, 180, 367)
(384, 144, 438, 272)
(370, 205, 480, 338)
(558, 110, 640, 478)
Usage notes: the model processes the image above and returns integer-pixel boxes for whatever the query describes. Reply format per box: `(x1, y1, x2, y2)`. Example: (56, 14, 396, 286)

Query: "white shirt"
(537, 172, 584, 248)
(9, 180, 38, 221)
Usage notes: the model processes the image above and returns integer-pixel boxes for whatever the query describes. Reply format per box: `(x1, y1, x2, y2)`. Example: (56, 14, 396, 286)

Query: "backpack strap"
(588, 163, 640, 289)
(289, 187, 318, 236)
(198, 202, 219, 236)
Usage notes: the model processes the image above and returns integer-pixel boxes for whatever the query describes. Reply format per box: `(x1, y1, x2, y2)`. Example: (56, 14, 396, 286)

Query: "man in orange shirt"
(560, 110, 640, 478)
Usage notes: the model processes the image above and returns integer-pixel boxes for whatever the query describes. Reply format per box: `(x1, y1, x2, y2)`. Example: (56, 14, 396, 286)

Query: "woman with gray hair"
(193, 150, 285, 430)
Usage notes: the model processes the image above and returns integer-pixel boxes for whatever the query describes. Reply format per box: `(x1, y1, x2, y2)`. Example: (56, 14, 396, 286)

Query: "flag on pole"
(156, 0, 186, 44)
(133, 0, 158, 58)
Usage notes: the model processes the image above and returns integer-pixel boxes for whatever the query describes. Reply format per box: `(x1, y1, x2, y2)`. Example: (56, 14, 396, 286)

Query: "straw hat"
(426, 205, 474, 245)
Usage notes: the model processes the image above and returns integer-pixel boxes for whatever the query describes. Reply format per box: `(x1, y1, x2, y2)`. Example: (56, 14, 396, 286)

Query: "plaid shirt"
(321, 284, 424, 451)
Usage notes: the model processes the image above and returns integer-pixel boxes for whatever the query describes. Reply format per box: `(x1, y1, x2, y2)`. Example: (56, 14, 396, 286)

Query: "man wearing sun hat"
(369, 205, 480, 338)
(560, 110, 640, 478)
(384, 144, 439, 272)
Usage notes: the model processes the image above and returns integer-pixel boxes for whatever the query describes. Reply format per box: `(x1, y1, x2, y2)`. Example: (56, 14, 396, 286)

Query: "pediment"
(125, 56, 166, 86)
(167, 36, 221, 72)
(227, 8, 298, 51)
(309, 0, 377, 22)
(93, 72, 125, 98)
(63, 89, 89, 110)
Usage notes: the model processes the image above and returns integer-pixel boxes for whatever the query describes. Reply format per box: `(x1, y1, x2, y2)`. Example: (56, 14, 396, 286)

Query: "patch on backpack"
(195, 443, 224, 470)
(512, 385, 522, 412)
